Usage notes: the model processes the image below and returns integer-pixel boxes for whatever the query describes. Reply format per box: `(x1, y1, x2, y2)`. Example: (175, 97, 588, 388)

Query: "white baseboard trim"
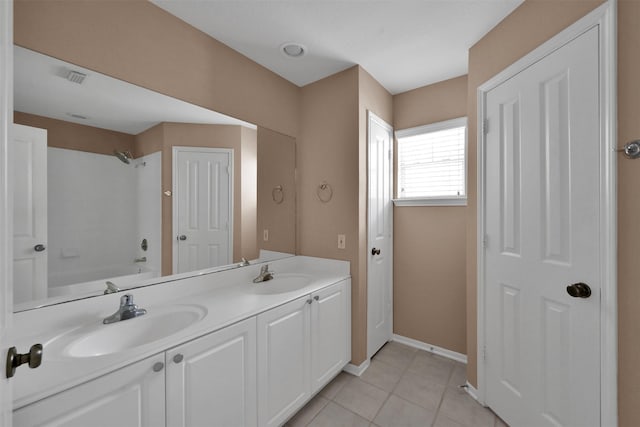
(392, 334, 467, 364)
(343, 359, 370, 376)
(463, 381, 479, 402)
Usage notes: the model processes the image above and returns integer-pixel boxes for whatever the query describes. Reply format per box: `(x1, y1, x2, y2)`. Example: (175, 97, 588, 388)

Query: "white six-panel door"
(11, 123, 47, 305)
(483, 26, 600, 426)
(367, 111, 393, 358)
(173, 147, 232, 273)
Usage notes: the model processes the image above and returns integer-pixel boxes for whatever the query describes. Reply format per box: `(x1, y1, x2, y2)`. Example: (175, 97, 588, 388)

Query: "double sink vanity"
(10, 256, 351, 427)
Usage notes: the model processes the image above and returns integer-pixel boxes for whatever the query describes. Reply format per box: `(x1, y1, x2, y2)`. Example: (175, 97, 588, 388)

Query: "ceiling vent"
(66, 70, 87, 84)
(66, 113, 88, 120)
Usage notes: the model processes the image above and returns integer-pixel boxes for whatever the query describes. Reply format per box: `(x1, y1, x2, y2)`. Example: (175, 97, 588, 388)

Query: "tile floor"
(285, 341, 508, 427)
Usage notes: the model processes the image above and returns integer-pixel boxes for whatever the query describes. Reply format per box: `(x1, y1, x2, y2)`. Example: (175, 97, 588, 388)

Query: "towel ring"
(272, 185, 284, 204)
(316, 181, 333, 203)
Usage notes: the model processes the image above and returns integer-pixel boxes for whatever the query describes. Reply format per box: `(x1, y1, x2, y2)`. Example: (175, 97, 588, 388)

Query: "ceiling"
(14, 47, 256, 135)
(152, 0, 524, 95)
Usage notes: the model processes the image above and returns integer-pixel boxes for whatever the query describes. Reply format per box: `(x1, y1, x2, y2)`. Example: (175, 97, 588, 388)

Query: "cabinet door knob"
(152, 362, 164, 372)
(173, 354, 184, 364)
(306, 299, 313, 304)
(6, 344, 43, 378)
(371, 248, 381, 256)
(177, 235, 187, 241)
(314, 296, 320, 301)
(34, 244, 46, 252)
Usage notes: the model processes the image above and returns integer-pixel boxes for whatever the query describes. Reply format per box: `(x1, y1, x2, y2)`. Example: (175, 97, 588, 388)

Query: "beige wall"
(617, 1, 640, 424)
(13, 0, 300, 138)
(392, 75, 468, 354)
(14, 111, 135, 155)
(257, 128, 296, 254)
(298, 67, 363, 361)
(298, 66, 392, 364)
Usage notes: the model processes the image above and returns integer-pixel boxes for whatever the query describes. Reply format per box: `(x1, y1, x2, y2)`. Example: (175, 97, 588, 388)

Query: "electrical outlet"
(263, 229, 269, 241)
(338, 234, 346, 249)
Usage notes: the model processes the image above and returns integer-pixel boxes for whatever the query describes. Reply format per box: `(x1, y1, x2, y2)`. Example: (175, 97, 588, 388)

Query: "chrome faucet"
(253, 264, 274, 283)
(239, 257, 250, 267)
(104, 281, 120, 295)
(103, 294, 147, 324)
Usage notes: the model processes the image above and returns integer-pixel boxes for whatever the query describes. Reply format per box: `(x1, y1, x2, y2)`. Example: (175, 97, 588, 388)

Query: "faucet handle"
(120, 294, 135, 307)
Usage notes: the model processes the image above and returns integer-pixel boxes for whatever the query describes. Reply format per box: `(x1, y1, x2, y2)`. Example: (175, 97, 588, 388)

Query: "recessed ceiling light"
(280, 42, 306, 58)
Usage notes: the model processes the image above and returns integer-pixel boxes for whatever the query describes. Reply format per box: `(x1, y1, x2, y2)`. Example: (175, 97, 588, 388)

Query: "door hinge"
(482, 234, 489, 248)
(388, 149, 392, 161)
(226, 165, 231, 175)
(483, 118, 489, 135)
(483, 345, 487, 362)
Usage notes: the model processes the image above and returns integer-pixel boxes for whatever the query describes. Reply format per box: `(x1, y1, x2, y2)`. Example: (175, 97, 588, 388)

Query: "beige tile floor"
(285, 341, 508, 427)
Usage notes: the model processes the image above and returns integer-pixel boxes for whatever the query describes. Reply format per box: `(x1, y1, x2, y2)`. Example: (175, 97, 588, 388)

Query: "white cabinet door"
(13, 354, 166, 427)
(311, 280, 350, 393)
(257, 296, 311, 427)
(166, 317, 257, 427)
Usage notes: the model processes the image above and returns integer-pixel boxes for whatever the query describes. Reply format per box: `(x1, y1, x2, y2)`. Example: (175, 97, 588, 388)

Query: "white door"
(13, 354, 166, 427)
(367, 111, 393, 358)
(166, 317, 257, 427)
(11, 124, 47, 305)
(173, 147, 232, 273)
(483, 26, 601, 426)
(311, 280, 349, 393)
(257, 295, 311, 427)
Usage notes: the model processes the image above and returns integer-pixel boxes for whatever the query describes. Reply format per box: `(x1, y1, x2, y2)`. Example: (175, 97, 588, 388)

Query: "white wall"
(135, 151, 161, 275)
(47, 147, 138, 287)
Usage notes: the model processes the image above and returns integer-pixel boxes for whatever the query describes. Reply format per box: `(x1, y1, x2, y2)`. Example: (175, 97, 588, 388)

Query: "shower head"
(113, 150, 132, 164)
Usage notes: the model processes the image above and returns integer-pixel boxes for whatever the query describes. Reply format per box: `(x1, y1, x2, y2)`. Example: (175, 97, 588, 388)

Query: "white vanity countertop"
(11, 256, 350, 409)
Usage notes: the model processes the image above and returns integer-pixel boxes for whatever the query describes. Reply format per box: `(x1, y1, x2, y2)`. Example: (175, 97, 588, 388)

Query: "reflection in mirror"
(12, 46, 296, 311)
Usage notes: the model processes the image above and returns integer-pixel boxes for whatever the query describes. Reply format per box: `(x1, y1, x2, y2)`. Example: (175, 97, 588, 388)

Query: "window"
(394, 117, 467, 206)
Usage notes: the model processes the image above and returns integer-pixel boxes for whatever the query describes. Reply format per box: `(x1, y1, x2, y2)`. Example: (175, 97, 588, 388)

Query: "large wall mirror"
(13, 46, 297, 312)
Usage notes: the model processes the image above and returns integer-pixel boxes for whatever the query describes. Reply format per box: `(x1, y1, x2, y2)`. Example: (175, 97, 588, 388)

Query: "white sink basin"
(50, 304, 207, 358)
(251, 274, 313, 295)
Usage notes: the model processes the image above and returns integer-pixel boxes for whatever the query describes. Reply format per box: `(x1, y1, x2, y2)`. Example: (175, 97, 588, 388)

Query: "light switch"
(338, 234, 346, 249)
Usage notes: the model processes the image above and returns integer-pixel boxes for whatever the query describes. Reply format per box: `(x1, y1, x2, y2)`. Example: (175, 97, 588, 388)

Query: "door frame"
(0, 0, 13, 423)
(172, 146, 234, 274)
(366, 110, 394, 358)
(476, 2, 617, 425)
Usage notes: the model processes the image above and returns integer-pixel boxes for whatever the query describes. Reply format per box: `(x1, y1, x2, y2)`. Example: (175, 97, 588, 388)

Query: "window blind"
(397, 125, 466, 199)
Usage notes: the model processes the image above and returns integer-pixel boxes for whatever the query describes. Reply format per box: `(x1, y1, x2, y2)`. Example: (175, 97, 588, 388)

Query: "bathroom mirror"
(12, 46, 296, 311)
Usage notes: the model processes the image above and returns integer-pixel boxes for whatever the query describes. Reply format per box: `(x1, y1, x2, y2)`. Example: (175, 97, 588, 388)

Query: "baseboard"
(343, 359, 370, 376)
(392, 334, 467, 364)
(463, 381, 479, 401)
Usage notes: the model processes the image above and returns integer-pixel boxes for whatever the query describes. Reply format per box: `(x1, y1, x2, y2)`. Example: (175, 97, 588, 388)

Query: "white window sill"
(392, 197, 467, 207)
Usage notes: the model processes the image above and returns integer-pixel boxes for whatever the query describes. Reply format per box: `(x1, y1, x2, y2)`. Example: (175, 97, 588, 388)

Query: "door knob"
(34, 244, 46, 252)
(6, 344, 43, 378)
(371, 248, 381, 256)
(177, 235, 187, 241)
(566, 282, 591, 298)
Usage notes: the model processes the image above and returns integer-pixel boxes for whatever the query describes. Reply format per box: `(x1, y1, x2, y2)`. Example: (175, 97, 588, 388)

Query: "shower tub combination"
(48, 265, 159, 298)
